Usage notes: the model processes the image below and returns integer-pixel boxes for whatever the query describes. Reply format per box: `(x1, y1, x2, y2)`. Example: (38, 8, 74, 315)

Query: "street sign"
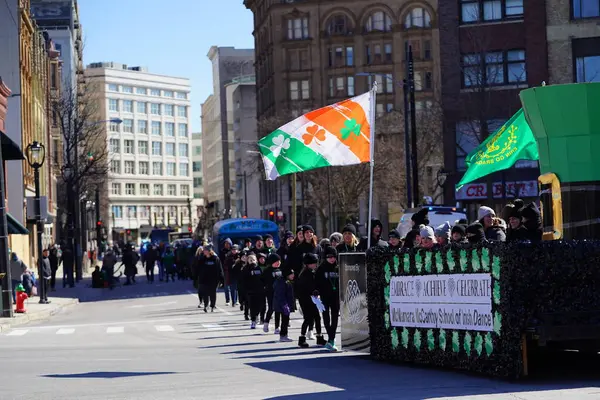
(455, 180, 538, 200)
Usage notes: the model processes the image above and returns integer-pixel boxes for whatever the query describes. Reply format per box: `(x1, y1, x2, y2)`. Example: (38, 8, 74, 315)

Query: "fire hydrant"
(15, 284, 28, 313)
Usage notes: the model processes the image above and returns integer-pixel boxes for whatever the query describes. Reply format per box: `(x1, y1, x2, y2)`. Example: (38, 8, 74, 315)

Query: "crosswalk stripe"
(6, 329, 28, 336)
(56, 328, 75, 335)
(202, 324, 224, 331)
(106, 327, 124, 334)
(155, 325, 174, 332)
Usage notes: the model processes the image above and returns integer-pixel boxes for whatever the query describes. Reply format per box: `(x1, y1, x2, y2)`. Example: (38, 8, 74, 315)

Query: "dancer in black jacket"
(295, 253, 325, 348)
(315, 246, 340, 351)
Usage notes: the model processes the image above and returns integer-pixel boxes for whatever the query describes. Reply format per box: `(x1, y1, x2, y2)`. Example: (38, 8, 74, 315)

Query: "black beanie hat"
(296, 225, 304, 233)
(342, 224, 356, 235)
(284, 230, 294, 239)
(302, 225, 314, 233)
(508, 206, 522, 220)
(388, 229, 401, 239)
(283, 267, 295, 278)
(325, 246, 338, 258)
(266, 253, 281, 265)
(451, 224, 466, 236)
(412, 208, 430, 226)
(303, 253, 319, 265)
(264, 234, 273, 240)
(255, 235, 264, 242)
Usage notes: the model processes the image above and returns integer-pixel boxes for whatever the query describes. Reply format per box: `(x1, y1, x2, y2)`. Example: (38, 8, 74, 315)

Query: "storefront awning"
(0, 130, 24, 161)
(7, 213, 28, 235)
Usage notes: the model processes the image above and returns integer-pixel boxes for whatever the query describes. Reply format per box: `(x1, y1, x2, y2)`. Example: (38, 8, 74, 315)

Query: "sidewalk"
(0, 296, 79, 332)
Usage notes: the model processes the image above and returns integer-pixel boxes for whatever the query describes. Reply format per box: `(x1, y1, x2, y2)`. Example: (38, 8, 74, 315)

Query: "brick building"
(438, 0, 548, 213)
(244, 0, 440, 229)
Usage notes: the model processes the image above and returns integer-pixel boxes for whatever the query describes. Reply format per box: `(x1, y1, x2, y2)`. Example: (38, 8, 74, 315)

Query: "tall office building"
(85, 62, 193, 244)
(192, 132, 204, 203)
(201, 46, 254, 221)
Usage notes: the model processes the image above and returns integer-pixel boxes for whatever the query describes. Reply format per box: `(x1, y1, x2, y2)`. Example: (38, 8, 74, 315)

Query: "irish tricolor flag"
(258, 91, 374, 180)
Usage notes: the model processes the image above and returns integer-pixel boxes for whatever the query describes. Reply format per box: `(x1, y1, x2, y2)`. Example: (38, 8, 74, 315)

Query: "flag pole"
(291, 173, 297, 231)
(367, 82, 377, 249)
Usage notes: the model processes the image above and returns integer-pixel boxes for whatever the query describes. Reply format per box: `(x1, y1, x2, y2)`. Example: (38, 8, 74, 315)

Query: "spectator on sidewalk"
(40, 249, 52, 304)
(61, 245, 75, 288)
(48, 245, 60, 291)
(9, 252, 27, 304)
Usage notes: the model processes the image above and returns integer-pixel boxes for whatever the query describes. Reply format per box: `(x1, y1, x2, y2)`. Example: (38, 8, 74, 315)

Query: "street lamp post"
(356, 72, 413, 207)
(25, 141, 47, 304)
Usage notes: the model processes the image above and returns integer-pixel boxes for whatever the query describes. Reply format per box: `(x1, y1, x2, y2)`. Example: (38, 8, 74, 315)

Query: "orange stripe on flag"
(304, 98, 371, 163)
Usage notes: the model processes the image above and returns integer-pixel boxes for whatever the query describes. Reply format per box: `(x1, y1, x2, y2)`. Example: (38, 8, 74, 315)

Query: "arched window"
(327, 14, 351, 35)
(404, 7, 432, 28)
(365, 11, 392, 32)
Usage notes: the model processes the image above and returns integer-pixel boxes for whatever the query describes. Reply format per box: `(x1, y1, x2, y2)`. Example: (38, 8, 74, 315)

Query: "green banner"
(457, 109, 539, 189)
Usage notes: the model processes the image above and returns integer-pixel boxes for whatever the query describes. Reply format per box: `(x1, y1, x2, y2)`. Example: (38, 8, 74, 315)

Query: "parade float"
(366, 82, 600, 379)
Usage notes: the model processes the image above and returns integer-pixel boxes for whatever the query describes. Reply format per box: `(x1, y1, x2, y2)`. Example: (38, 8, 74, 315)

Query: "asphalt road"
(2, 272, 600, 400)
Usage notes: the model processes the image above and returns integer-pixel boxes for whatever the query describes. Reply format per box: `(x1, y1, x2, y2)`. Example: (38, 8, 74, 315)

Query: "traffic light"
(97, 220, 102, 227)
(187, 226, 192, 233)
(126, 229, 131, 235)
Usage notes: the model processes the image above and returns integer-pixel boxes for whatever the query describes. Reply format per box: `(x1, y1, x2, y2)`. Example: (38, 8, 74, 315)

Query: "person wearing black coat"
(387, 229, 402, 250)
(61, 246, 75, 288)
(403, 208, 430, 249)
(262, 253, 283, 332)
(295, 253, 325, 348)
(506, 206, 529, 242)
(40, 249, 52, 304)
(244, 253, 265, 329)
(315, 246, 340, 351)
(197, 245, 224, 313)
(520, 202, 543, 243)
(233, 251, 250, 319)
(276, 231, 295, 265)
(48, 246, 59, 290)
(336, 224, 359, 253)
(287, 225, 322, 278)
(357, 218, 388, 251)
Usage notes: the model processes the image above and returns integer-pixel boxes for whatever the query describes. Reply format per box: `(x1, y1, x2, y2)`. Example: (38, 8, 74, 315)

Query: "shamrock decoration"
(474, 333, 483, 356)
(439, 329, 447, 351)
(384, 311, 391, 329)
(493, 311, 502, 335)
(414, 329, 422, 350)
(484, 332, 494, 355)
(464, 332, 472, 355)
(403, 253, 410, 273)
(427, 329, 435, 351)
(401, 328, 409, 348)
(451, 331, 460, 353)
(269, 134, 290, 158)
(302, 124, 326, 145)
(340, 118, 361, 140)
(391, 328, 399, 349)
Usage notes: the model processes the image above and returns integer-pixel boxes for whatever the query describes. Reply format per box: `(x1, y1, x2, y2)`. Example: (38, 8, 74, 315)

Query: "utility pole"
(187, 198, 192, 230)
(95, 187, 101, 250)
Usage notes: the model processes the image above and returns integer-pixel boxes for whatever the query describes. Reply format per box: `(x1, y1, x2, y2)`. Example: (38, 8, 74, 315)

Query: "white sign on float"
(389, 273, 493, 332)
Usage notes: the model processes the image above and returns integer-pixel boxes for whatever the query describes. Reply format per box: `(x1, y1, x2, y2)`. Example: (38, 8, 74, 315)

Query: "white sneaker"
(225, 302, 230, 306)
(274, 328, 280, 334)
(263, 322, 269, 333)
(279, 336, 293, 342)
(307, 330, 314, 340)
(250, 321, 256, 329)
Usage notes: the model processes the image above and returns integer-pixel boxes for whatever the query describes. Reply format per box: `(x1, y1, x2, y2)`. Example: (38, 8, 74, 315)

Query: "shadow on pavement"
(196, 333, 264, 340)
(41, 371, 179, 379)
(249, 351, 600, 400)
(233, 349, 326, 360)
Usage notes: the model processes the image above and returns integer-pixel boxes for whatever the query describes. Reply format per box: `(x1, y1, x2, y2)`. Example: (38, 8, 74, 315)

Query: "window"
(405, 7, 432, 28)
(455, 119, 505, 169)
(151, 103, 161, 115)
(111, 183, 121, 195)
(111, 206, 123, 218)
(122, 100, 133, 113)
(180, 185, 190, 196)
(366, 42, 392, 65)
(140, 184, 150, 196)
(576, 55, 600, 82)
(327, 14, 351, 35)
(163, 90, 174, 98)
(109, 121, 120, 132)
(166, 162, 176, 176)
(460, 0, 523, 24)
(150, 89, 161, 96)
(137, 102, 147, 114)
(154, 184, 163, 196)
(109, 139, 120, 153)
(51, 63, 58, 89)
(193, 161, 202, 172)
(424, 40, 432, 60)
(108, 84, 118, 92)
(124, 140, 134, 154)
(136, 87, 146, 95)
(165, 122, 175, 137)
(125, 183, 135, 195)
(124, 160, 135, 174)
(176, 92, 187, 99)
(122, 86, 133, 94)
(137, 120, 147, 134)
(365, 11, 392, 32)
(289, 80, 310, 100)
(329, 77, 355, 97)
(165, 143, 176, 156)
(177, 106, 187, 118)
(152, 141, 162, 155)
(573, 0, 600, 18)
(164, 104, 174, 116)
(367, 74, 393, 94)
(328, 46, 354, 67)
(194, 146, 201, 156)
(167, 184, 177, 196)
(123, 119, 134, 133)
(384, 44, 392, 63)
(139, 161, 149, 175)
(153, 162, 163, 175)
(169, 206, 177, 218)
(179, 143, 188, 157)
(178, 123, 188, 137)
(194, 177, 203, 187)
(109, 99, 119, 112)
(151, 121, 161, 135)
(127, 206, 137, 218)
(415, 100, 434, 111)
(110, 160, 121, 174)
(179, 163, 189, 177)
(287, 17, 309, 40)
(138, 140, 148, 155)
(462, 49, 526, 87)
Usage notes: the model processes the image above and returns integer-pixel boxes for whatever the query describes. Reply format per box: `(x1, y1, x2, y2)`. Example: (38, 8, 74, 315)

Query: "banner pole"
(367, 82, 377, 248)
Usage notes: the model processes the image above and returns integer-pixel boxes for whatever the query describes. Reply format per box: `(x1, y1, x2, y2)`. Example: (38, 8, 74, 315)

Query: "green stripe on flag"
(259, 129, 331, 178)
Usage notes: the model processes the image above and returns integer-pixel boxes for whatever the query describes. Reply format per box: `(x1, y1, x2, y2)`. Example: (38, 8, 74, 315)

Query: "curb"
(0, 298, 80, 333)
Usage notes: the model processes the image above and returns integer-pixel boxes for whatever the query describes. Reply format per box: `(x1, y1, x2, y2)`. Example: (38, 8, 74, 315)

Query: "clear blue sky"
(79, 0, 254, 132)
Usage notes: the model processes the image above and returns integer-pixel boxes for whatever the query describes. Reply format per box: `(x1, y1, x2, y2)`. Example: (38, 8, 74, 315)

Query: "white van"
(396, 206, 468, 238)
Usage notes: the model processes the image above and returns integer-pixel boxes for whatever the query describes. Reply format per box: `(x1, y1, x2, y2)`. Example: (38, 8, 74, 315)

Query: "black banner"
(339, 252, 370, 352)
